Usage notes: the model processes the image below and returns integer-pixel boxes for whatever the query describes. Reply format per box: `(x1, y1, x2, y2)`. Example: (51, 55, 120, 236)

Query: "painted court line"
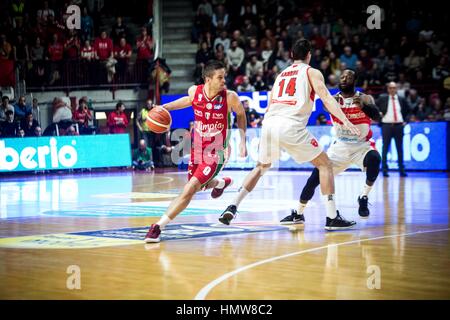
(194, 228, 450, 300)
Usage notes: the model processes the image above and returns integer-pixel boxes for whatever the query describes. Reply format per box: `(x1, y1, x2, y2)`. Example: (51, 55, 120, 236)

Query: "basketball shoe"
(280, 209, 305, 225)
(358, 196, 370, 218)
(325, 211, 356, 231)
(218, 205, 237, 225)
(211, 177, 233, 198)
(144, 224, 161, 243)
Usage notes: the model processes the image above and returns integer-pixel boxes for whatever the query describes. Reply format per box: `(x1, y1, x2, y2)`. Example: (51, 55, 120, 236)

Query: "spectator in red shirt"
(94, 31, 113, 61)
(47, 33, 63, 85)
(64, 30, 81, 60)
(107, 101, 129, 134)
(114, 37, 132, 82)
(73, 98, 93, 134)
(136, 27, 153, 60)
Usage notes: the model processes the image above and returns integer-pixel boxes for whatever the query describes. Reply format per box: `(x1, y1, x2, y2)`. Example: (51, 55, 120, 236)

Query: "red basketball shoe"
(144, 224, 161, 243)
(211, 177, 233, 199)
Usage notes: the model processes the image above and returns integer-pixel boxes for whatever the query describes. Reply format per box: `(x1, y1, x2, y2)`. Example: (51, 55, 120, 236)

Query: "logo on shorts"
(311, 138, 319, 147)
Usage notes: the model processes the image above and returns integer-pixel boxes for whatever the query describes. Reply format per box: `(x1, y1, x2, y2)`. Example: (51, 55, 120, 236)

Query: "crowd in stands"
(0, 0, 154, 87)
(191, 0, 450, 123)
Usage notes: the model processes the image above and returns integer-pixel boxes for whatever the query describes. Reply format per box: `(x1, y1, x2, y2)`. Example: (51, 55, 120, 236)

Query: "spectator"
(245, 38, 260, 60)
(404, 49, 424, 74)
(14, 96, 31, 121)
(34, 126, 42, 137)
(374, 48, 389, 73)
(355, 60, 369, 91)
(432, 56, 450, 82)
(64, 29, 81, 60)
(231, 30, 246, 48)
(17, 128, 25, 138)
(192, 7, 212, 43)
(114, 37, 132, 82)
(197, 0, 213, 17)
(253, 71, 268, 91)
(316, 113, 329, 125)
(20, 112, 39, 137)
(1, 96, 15, 122)
(66, 125, 79, 136)
(443, 97, 450, 121)
(73, 98, 93, 134)
(80, 7, 94, 41)
(227, 40, 245, 77)
(242, 99, 260, 127)
(47, 34, 63, 85)
(275, 50, 292, 72)
(1, 110, 19, 137)
(111, 17, 128, 44)
(194, 41, 213, 83)
(132, 139, 154, 171)
(243, 18, 258, 43)
(213, 30, 230, 53)
(237, 76, 255, 92)
(107, 101, 129, 134)
(339, 46, 357, 70)
(212, 4, 228, 29)
(36, 1, 55, 27)
(413, 97, 431, 121)
(136, 27, 153, 61)
(12, 35, 29, 80)
(153, 132, 174, 167)
(327, 74, 339, 89)
(52, 97, 73, 124)
(81, 40, 95, 61)
(406, 89, 421, 111)
(246, 55, 263, 79)
(31, 98, 40, 124)
(0, 34, 12, 60)
(94, 31, 114, 61)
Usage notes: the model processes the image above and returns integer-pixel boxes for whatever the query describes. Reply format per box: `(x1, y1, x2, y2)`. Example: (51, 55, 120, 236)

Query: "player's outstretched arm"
(161, 85, 197, 111)
(308, 68, 360, 136)
(228, 90, 248, 158)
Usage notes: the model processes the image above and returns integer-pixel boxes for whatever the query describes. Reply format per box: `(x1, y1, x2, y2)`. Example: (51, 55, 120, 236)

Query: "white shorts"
(327, 140, 376, 175)
(258, 117, 323, 165)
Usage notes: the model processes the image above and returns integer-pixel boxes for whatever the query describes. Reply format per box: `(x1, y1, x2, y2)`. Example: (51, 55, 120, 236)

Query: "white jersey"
(331, 91, 372, 144)
(264, 62, 315, 127)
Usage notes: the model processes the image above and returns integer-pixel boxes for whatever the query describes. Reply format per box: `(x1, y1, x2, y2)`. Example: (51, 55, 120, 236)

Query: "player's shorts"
(188, 147, 229, 188)
(258, 117, 323, 165)
(327, 139, 377, 175)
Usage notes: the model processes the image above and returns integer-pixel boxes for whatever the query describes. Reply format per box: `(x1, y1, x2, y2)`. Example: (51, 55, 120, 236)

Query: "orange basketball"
(146, 107, 172, 133)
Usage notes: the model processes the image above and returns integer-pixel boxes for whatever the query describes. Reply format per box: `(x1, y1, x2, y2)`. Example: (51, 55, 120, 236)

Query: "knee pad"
(364, 151, 381, 182)
(300, 168, 320, 201)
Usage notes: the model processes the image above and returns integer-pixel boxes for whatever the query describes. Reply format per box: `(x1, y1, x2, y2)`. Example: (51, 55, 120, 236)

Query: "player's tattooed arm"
(161, 85, 196, 111)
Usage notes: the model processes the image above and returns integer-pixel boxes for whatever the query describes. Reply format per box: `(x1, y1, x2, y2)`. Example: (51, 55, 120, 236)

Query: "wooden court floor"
(0, 169, 449, 299)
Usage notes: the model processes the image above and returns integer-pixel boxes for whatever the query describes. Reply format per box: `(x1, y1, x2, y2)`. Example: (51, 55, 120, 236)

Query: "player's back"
(264, 62, 315, 127)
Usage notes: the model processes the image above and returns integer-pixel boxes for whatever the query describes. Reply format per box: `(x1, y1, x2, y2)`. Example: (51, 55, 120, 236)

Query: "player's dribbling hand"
(343, 119, 360, 136)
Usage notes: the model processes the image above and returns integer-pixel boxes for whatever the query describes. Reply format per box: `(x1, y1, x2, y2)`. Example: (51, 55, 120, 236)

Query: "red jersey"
(107, 111, 129, 134)
(94, 37, 113, 60)
(191, 85, 230, 158)
(48, 43, 63, 61)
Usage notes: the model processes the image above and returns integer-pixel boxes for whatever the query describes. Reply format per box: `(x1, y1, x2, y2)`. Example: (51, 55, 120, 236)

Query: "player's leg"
(280, 168, 319, 225)
(144, 177, 202, 243)
(310, 152, 356, 230)
(219, 161, 272, 225)
(357, 149, 381, 218)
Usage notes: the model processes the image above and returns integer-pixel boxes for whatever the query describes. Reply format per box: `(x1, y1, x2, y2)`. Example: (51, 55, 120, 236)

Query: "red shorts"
(188, 148, 229, 188)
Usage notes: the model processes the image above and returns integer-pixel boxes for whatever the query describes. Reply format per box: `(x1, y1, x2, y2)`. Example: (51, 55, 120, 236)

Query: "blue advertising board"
(225, 122, 448, 170)
(0, 134, 131, 172)
(161, 89, 356, 129)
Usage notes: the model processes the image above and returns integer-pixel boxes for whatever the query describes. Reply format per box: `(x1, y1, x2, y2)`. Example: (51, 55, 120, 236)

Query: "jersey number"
(277, 78, 297, 97)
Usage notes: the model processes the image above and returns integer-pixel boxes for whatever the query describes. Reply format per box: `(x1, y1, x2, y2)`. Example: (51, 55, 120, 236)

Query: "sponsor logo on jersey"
(206, 103, 213, 110)
(194, 109, 203, 117)
(212, 113, 224, 120)
(213, 104, 223, 110)
(205, 112, 211, 120)
(311, 138, 319, 147)
(195, 121, 225, 137)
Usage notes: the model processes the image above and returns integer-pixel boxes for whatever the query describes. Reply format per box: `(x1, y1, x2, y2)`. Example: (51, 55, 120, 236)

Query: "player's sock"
(231, 187, 249, 208)
(323, 194, 337, 219)
(297, 202, 307, 214)
(156, 214, 172, 229)
(215, 178, 226, 189)
(360, 184, 373, 198)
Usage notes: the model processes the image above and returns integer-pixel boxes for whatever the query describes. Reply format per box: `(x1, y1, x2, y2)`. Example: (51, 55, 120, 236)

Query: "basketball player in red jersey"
(280, 69, 382, 226)
(145, 60, 247, 242)
(219, 39, 361, 230)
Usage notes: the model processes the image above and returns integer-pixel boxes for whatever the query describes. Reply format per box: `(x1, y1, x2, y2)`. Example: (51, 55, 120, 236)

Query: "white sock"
(231, 187, 249, 208)
(360, 184, 373, 198)
(215, 178, 225, 189)
(297, 202, 307, 214)
(323, 194, 337, 219)
(156, 214, 172, 229)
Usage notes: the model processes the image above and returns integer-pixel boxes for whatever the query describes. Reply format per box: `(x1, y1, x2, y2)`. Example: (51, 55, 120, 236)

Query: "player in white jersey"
(280, 69, 382, 226)
(218, 39, 361, 230)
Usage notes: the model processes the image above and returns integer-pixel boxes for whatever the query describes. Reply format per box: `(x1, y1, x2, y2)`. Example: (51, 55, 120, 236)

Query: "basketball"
(146, 107, 172, 133)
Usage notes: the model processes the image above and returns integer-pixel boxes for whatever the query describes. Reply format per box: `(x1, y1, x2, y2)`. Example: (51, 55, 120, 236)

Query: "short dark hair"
(5, 110, 13, 116)
(116, 101, 124, 109)
(2, 95, 9, 101)
(292, 39, 312, 60)
(202, 60, 225, 79)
